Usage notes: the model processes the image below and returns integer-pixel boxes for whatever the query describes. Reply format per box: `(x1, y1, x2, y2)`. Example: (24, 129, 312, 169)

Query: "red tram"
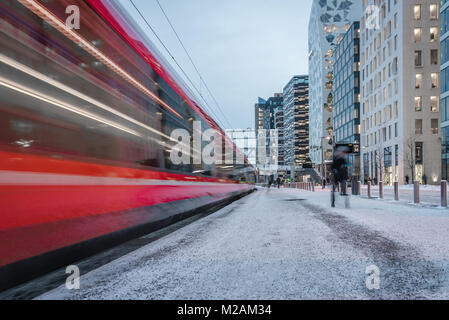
(0, 0, 255, 290)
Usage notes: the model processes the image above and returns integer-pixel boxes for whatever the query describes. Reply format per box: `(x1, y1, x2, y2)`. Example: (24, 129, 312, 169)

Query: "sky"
(120, 0, 313, 129)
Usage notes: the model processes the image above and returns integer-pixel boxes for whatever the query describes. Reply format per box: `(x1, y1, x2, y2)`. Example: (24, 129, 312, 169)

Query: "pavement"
(37, 187, 449, 300)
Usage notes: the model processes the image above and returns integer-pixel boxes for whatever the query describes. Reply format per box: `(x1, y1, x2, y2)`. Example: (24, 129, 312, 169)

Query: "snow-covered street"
(38, 188, 449, 300)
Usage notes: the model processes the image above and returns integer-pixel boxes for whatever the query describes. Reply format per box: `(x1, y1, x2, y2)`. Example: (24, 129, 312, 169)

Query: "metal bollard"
(441, 181, 448, 207)
(357, 181, 361, 196)
(394, 181, 399, 201)
(367, 181, 371, 198)
(414, 181, 420, 204)
(379, 181, 384, 199)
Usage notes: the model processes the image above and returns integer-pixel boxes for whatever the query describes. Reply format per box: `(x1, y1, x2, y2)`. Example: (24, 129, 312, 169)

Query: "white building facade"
(360, 0, 441, 185)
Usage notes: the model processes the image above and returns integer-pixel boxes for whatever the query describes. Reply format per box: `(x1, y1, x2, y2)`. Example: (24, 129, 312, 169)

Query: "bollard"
(394, 181, 399, 201)
(367, 181, 371, 198)
(312, 183, 315, 192)
(357, 181, 361, 196)
(379, 181, 384, 199)
(441, 181, 448, 207)
(414, 181, 420, 204)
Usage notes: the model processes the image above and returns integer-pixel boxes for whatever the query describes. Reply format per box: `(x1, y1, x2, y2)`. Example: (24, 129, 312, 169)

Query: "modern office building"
(441, 0, 449, 180)
(283, 75, 311, 168)
(360, 0, 441, 185)
(254, 97, 267, 137)
(273, 98, 285, 166)
(265, 94, 284, 167)
(308, 0, 362, 177)
(254, 94, 283, 167)
(333, 22, 361, 179)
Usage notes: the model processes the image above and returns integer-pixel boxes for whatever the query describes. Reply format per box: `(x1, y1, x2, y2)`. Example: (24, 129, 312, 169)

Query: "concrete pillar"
(394, 181, 399, 201)
(367, 181, 371, 198)
(379, 181, 384, 199)
(414, 181, 420, 204)
(441, 181, 448, 208)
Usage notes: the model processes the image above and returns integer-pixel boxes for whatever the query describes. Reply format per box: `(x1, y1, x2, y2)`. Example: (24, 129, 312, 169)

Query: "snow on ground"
(38, 188, 449, 300)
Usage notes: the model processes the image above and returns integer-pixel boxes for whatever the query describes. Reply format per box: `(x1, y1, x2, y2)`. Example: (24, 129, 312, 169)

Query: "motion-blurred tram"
(0, 0, 255, 289)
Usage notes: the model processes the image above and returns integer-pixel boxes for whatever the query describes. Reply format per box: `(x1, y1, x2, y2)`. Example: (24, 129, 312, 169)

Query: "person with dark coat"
(276, 177, 281, 189)
(423, 174, 427, 185)
(331, 146, 349, 195)
(405, 175, 410, 185)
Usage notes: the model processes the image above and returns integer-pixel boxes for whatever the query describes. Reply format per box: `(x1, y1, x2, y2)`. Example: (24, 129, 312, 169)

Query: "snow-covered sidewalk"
(37, 188, 449, 300)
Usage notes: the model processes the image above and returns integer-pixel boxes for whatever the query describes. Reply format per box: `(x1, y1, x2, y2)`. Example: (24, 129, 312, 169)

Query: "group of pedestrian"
(365, 177, 378, 185)
(404, 174, 428, 185)
(268, 176, 283, 189)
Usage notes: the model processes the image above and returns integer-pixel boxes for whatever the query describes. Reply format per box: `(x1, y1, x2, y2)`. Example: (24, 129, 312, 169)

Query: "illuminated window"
(415, 97, 422, 111)
(430, 4, 438, 20)
(414, 5, 421, 20)
(414, 28, 422, 42)
(415, 74, 423, 89)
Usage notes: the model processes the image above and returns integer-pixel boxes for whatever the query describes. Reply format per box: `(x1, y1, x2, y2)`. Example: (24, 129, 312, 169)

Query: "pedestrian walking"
(330, 146, 349, 207)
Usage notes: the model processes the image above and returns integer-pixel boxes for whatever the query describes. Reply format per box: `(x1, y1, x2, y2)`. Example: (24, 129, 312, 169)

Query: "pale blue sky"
(120, 0, 313, 129)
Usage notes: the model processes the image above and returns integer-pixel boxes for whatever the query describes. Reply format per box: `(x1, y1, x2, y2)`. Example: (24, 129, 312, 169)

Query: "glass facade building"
(283, 75, 311, 168)
(333, 22, 361, 178)
(442, 0, 449, 179)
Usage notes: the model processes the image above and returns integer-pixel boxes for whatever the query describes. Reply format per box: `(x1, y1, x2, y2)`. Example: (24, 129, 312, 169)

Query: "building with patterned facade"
(308, 0, 362, 178)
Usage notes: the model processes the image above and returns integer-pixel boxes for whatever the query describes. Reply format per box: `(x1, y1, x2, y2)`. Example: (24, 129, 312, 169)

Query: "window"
(415, 119, 423, 135)
(414, 5, 421, 20)
(431, 49, 439, 65)
(415, 51, 422, 67)
(431, 119, 439, 134)
(430, 4, 438, 20)
(415, 97, 422, 111)
(415, 74, 423, 89)
(430, 96, 439, 112)
(430, 27, 438, 42)
(415, 142, 423, 164)
(431, 73, 438, 88)
(414, 28, 422, 42)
